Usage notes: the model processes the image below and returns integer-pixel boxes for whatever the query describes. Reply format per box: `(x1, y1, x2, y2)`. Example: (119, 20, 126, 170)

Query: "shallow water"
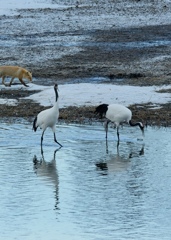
(0, 121, 171, 240)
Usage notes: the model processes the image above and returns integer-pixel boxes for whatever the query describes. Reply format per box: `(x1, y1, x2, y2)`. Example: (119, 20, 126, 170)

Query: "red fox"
(0, 66, 32, 87)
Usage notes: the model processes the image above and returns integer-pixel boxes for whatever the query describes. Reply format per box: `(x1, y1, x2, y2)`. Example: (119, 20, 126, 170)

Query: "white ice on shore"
(1, 83, 170, 108)
(26, 83, 171, 108)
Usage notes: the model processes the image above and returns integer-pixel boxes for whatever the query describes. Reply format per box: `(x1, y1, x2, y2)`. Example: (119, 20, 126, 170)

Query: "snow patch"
(23, 83, 171, 108)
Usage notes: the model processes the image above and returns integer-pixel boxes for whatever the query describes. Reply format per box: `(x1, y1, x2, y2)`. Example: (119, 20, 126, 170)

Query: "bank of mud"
(0, 89, 171, 127)
(1, 1, 171, 126)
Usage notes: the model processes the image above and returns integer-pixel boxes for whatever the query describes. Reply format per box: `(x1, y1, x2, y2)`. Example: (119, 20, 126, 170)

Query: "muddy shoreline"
(1, 2, 171, 125)
(0, 89, 171, 127)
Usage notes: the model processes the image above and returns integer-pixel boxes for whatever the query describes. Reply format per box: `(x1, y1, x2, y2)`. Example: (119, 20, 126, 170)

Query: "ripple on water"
(0, 122, 171, 240)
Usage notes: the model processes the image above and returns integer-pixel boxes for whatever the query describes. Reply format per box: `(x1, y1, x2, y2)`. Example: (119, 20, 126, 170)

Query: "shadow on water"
(33, 147, 61, 211)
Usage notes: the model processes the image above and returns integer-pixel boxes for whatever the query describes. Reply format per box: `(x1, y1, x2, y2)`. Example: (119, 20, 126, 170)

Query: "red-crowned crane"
(33, 84, 62, 153)
(95, 103, 144, 144)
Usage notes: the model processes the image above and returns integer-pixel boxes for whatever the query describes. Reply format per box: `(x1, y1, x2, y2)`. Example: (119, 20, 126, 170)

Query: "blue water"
(0, 121, 171, 240)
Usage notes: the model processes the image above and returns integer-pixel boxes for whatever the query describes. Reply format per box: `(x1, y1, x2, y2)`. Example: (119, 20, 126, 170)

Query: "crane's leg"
(41, 130, 45, 154)
(117, 139, 120, 149)
(54, 133, 63, 147)
(117, 126, 120, 147)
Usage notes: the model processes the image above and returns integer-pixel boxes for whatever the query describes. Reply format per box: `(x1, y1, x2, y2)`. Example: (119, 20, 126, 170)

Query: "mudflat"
(0, 1, 171, 126)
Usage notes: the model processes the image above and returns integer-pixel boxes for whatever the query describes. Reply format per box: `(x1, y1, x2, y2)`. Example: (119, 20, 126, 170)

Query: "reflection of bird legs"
(54, 187, 60, 211)
(54, 146, 62, 155)
(41, 139, 62, 154)
(33, 155, 39, 165)
(40, 146, 62, 159)
(53, 147, 61, 211)
(33, 148, 61, 211)
(105, 139, 108, 154)
(129, 145, 145, 158)
(105, 136, 144, 159)
(33, 147, 62, 167)
(139, 145, 144, 156)
(96, 145, 145, 174)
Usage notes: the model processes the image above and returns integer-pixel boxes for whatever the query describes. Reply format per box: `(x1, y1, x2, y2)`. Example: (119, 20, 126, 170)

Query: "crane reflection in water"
(33, 147, 61, 211)
(96, 142, 144, 174)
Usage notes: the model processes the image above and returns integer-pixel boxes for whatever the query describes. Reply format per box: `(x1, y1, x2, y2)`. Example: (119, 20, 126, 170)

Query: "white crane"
(33, 84, 62, 152)
(95, 103, 144, 144)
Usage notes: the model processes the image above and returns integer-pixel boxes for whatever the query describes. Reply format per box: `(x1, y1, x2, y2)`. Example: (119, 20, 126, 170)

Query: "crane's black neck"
(54, 86, 58, 102)
(129, 120, 144, 132)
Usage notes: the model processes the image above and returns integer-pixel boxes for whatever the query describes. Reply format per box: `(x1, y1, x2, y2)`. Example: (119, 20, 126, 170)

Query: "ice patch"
(23, 83, 171, 108)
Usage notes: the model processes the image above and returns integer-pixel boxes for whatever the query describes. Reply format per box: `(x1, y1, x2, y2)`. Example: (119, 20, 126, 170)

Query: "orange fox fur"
(0, 66, 32, 87)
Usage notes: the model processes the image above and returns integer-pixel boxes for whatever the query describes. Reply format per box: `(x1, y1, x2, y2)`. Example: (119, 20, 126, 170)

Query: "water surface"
(0, 121, 171, 240)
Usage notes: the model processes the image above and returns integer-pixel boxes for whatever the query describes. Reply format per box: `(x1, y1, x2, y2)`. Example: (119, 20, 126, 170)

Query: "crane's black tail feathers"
(33, 116, 38, 132)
